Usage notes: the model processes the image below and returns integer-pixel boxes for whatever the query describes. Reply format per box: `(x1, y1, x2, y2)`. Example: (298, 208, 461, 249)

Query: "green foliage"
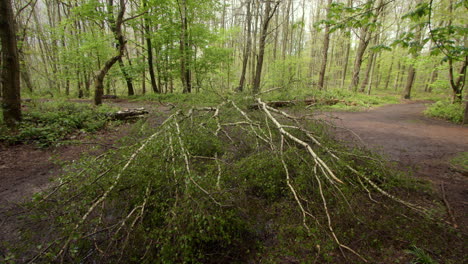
(424, 101, 464, 124)
(0, 101, 116, 147)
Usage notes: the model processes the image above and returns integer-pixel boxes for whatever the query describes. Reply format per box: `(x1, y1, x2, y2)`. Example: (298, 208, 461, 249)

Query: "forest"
(0, 0, 467, 263)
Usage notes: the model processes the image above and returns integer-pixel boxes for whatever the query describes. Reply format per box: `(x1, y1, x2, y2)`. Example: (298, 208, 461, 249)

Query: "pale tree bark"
(94, 0, 126, 105)
(252, 0, 280, 94)
(348, 0, 384, 92)
(0, 0, 22, 127)
(317, 0, 333, 90)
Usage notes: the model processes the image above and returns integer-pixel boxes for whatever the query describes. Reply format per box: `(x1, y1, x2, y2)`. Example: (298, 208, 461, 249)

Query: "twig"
(440, 183, 458, 228)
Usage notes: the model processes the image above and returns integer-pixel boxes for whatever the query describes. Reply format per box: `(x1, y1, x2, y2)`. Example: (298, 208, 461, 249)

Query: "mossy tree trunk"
(0, 0, 22, 127)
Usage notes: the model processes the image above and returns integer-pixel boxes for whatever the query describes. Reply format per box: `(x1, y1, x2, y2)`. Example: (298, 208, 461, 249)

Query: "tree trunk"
(118, 57, 135, 96)
(237, 0, 252, 92)
(448, 56, 467, 102)
(253, 1, 279, 94)
(402, 65, 416, 99)
(143, 0, 159, 93)
(348, 0, 384, 92)
(349, 27, 370, 91)
(0, 0, 22, 126)
(424, 68, 438, 92)
(402, 22, 424, 99)
(94, 0, 126, 105)
(179, 0, 191, 93)
(341, 31, 351, 89)
(359, 51, 376, 92)
(317, 0, 333, 90)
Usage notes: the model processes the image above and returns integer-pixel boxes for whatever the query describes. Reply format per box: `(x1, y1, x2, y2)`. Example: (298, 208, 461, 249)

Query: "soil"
(317, 101, 468, 231)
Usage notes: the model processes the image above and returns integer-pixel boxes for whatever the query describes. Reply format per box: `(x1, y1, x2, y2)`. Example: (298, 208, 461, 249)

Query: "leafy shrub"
(0, 101, 116, 147)
(424, 101, 464, 124)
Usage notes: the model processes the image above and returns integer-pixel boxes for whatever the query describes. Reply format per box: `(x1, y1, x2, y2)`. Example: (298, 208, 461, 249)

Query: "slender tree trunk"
(253, 1, 279, 94)
(348, 0, 384, 92)
(349, 28, 370, 91)
(359, 32, 378, 93)
(341, 31, 351, 89)
(237, 0, 252, 92)
(143, 0, 159, 93)
(424, 67, 438, 92)
(0, 0, 22, 126)
(317, 0, 333, 90)
(118, 57, 135, 95)
(403, 23, 424, 99)
(384, 59, 394, 90)
(403, 65, 416, 99)
(179, 0, 191, 93)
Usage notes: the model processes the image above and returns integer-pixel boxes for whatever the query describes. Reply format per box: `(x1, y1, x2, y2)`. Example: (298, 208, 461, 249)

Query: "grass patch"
(0, 100, 118, 147)
(424, 101, 464, 124)
(450, 152, 468, 172)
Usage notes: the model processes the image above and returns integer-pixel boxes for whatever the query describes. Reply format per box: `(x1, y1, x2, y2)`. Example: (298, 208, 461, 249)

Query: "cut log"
(108, 107, 149, 120)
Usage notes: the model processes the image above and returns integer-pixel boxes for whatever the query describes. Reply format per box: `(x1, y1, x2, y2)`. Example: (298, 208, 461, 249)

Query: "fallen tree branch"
(440, 183, 458, 228)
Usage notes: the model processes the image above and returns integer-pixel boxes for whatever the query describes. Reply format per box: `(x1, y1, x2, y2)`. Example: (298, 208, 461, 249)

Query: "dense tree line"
(1, 0, 467, 124)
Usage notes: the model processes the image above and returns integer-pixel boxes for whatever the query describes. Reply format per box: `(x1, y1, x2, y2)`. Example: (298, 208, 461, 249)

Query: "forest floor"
(0, 100, 172, 248)
(1, 99, 467, 259)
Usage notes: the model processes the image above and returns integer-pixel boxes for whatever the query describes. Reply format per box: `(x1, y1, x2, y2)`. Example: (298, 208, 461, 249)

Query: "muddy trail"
(319, 101, 468, 230)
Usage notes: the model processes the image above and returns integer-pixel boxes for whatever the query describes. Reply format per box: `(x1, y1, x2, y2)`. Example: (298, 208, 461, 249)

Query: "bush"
(424, 101, 464, 124)
(0, 101, 116, 147)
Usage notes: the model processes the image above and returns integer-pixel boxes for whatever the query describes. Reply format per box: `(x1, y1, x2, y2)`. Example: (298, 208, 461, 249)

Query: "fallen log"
(102, 95, 118, 99)
(108, 107, 149, 120)
(249, 98, 355, 109)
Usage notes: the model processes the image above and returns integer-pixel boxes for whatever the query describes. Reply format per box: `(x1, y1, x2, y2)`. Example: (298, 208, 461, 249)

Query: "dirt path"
(320, 101, 468, 229)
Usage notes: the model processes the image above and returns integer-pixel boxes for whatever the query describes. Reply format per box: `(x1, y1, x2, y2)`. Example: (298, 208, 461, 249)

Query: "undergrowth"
(2, 99, 464, 263)
(424, 100, 464, 124)
(0, 100, 117, 147)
